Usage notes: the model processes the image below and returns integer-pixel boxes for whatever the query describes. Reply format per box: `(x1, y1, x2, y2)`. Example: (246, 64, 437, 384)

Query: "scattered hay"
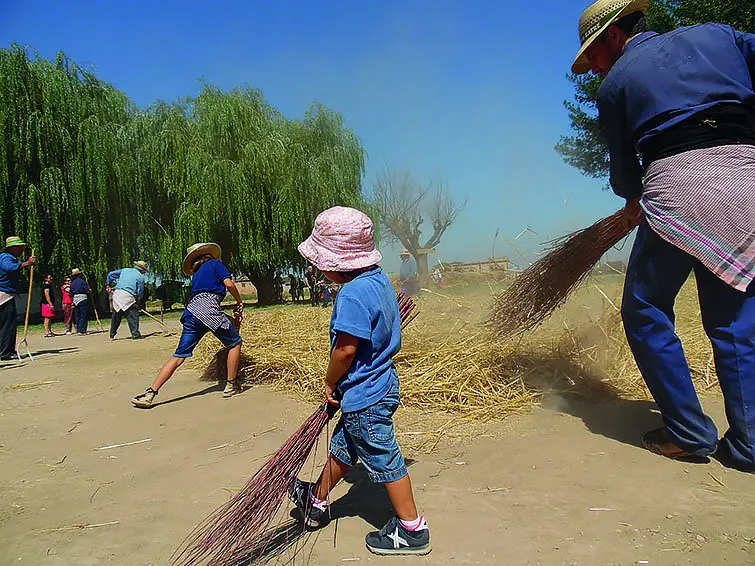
(192, 276, 719, 447)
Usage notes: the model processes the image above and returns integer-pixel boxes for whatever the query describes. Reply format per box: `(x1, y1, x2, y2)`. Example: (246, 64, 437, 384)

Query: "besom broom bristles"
(487, 209, 632, 339)
(172, 403, 335, 566)
(174, 294, 419, 565)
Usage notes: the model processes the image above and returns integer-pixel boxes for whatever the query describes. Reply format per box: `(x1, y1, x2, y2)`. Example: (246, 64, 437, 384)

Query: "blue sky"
(0, 0, 627, 272)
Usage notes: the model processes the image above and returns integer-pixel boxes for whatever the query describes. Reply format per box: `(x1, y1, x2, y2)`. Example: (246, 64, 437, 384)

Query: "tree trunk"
(416, 253, 430, 289)
(246, 267, 276, 306)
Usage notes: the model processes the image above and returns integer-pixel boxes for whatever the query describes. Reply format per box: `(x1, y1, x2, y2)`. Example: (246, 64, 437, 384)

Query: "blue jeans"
(623, 222, 755, 470)
(330, 381, 407, 483)
(173, 312, 242, 358)
(74, 300, 89, 334)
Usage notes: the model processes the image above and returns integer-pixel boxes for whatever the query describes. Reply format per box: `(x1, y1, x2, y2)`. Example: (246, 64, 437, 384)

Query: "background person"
(106, 260, 148, 340)
(69, 268, 90, 335)
(131, 243, 244, 408)
(40, 274, 56, 337)
(398, 249, 419, 297)
(0, 236, 36, 359)
(60, 276, 73, 335)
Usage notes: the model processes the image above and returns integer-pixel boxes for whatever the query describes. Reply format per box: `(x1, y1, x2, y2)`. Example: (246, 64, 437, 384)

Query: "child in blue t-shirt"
(131, 243, 245, 409)
(289, 206, 430, 556)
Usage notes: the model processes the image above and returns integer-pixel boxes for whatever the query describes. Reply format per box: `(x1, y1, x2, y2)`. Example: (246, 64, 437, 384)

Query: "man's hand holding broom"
(624, 197, 644, 231)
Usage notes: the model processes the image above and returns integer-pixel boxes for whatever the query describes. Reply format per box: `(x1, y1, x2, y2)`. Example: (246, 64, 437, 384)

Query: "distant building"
(445, 257, 511, 273)
(235, 276, 257, 295)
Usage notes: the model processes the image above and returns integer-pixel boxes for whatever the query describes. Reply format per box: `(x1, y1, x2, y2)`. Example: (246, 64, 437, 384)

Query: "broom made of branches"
(173, 293, 419, 566)
(487, 209, 632, 340)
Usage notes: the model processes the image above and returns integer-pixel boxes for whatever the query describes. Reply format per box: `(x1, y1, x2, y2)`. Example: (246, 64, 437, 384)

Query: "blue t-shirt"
(0, 252, 22, 294)
(190, 259, 232, 298)
(329, 267, 401, 413)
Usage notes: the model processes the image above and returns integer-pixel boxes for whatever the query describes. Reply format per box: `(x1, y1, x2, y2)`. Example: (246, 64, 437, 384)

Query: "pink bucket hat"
(298, 206, 382, 272)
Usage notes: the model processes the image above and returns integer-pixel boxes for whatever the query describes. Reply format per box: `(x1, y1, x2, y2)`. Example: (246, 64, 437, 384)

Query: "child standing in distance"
(131, 243, 245, 408)
(60, 276, 73, 335)
(288, 206, 430, 556)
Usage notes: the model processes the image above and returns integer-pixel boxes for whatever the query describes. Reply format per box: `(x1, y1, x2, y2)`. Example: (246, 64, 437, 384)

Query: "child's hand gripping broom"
(487, 209, 634, 339)
(172, 292, 419, 566)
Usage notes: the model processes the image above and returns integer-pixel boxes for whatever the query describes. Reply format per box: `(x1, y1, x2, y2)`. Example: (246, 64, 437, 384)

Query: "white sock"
(308, 487, 327, 509)
(400, 515, 425, 531)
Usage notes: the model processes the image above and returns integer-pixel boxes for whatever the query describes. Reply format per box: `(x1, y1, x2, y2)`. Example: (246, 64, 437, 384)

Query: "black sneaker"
(365, 515, 431, 556)
(288, 479, 330, 528)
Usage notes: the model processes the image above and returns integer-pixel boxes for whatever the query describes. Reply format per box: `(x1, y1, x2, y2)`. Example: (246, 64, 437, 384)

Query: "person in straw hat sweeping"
(288, 206, 431, 556)
(572, 0, 755, 472)
(131, 243, 244, 408)
(106, 260, 149, 340)
(0, 236, 36, 359)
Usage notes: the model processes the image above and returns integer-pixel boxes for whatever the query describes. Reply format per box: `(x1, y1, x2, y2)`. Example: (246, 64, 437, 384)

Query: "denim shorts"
(173, 312, 242, 358)
(330, 381, 407, 483)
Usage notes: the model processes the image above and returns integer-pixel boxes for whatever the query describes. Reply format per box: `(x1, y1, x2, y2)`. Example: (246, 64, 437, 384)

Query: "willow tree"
(0, 44, 141, 298)
(140, 85, 366, 304)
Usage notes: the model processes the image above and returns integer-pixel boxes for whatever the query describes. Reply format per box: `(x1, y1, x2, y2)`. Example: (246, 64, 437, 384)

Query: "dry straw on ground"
(193, 277, 718, 439)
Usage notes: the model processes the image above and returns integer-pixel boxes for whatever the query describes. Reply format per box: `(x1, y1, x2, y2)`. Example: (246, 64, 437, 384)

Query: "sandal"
(641, 427, 708, 463)
(131, 387, 157, 409)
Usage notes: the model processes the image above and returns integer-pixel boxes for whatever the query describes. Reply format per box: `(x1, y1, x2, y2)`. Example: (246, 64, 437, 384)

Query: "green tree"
(0, 44, 141, 301)
(372, 168, 464, 287)
(555, 1, 755, 180)
(139, 86, 366, 303)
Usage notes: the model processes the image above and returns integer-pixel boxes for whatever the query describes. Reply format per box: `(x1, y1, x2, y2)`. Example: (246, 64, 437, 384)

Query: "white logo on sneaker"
(389, 528, 408, 549)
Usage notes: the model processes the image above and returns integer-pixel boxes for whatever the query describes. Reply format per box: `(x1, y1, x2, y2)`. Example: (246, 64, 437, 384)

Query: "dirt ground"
(1, 318, 753, 566)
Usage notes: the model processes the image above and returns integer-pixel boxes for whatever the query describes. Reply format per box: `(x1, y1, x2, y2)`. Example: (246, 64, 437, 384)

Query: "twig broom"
(173, 293, 419, 566)
(487, 209, 632, 340)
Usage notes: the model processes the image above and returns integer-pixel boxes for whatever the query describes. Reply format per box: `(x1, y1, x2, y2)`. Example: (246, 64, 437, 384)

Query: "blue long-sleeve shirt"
(69, 277, 90, 296)
(0, 252, 22, 294)
(107, 267, 145, 298)
(597, 24, 755, 199)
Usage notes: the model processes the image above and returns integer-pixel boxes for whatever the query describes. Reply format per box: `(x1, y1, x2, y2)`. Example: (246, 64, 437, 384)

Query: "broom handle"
(22, 249, 35, 342)
(140, 308, 166, 327)
(89, 280, 103, 328)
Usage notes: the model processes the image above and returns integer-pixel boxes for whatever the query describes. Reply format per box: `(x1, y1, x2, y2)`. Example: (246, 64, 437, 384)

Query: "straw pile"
(193, 276, 719, 435)
(487, 209, 631, 339)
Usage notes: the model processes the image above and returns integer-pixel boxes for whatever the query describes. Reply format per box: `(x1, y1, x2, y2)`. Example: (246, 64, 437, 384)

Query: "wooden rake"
(17, 249, 35, 361)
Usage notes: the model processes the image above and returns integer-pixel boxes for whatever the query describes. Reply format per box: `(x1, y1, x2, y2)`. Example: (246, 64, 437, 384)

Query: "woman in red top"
(60, 276, 73, 335)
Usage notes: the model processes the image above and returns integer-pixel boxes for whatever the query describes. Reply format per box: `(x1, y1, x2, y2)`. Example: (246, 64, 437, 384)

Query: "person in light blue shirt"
(288, 206, 430, 556)
(106, 261, 147, 340)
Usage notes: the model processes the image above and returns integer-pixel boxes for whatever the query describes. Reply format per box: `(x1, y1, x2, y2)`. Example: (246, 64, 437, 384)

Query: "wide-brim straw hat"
(133, 260, 148, 272)
(182, 243, 222, 276)
(298, 206, 382, 272)
(400, 248, 410, 256)
(572, 0, 651, 74)
(5, 236, 27, 249)
(70, 268, 82, 276)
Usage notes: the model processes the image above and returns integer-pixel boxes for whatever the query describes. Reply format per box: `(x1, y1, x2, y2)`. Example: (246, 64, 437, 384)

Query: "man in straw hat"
(572, 1, 755, 472)
(0, 237, 36, 360)
(68, 268, 92, 335)
(106, 261, 148, 340)
(131, 243, 244, 408)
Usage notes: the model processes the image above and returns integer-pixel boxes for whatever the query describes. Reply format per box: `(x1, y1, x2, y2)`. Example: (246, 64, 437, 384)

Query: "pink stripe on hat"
(298, 206, 382, 272)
